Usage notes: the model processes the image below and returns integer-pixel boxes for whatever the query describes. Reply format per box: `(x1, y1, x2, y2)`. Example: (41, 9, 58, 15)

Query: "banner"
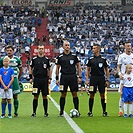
(48, 0, 73, 6)
(22, 83, 33, 92)
(11, 0, 34, 6)
(31, 45, 54, 57)
(126, 0, 133, 5)
(76, 0, 121, 6)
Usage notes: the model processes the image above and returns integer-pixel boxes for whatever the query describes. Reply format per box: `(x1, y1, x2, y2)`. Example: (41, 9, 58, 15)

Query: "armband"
(49, 78, 52, 80)
(29, 74, 32, 79)
(56, 76, 59, 80)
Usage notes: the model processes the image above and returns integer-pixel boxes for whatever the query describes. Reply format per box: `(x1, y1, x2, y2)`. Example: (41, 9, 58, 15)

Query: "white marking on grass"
(50, 96, 84, 133)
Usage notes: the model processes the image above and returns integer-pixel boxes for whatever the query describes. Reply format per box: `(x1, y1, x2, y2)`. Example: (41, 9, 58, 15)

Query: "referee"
(56, 40, 82, 116)
(29, 44, 52, 117)
(86, 44, 109, 117)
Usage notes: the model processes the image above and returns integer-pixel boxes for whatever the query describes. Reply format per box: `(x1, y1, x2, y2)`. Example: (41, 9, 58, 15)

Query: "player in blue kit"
(0, 56, 14, 118)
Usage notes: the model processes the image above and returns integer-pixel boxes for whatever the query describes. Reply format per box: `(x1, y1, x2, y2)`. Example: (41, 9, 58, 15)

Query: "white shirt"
(121, 73, 133, 87)
(117, 53, 133, 74)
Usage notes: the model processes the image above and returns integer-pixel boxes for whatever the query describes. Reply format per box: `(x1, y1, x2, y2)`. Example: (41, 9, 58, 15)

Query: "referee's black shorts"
(60, 74, 78, 92)
(33, 77, 49, 96)
(90, 76, 105, 93)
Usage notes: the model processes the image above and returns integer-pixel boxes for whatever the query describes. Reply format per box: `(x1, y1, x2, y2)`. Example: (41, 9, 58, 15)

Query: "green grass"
(0, 92, 133, 133)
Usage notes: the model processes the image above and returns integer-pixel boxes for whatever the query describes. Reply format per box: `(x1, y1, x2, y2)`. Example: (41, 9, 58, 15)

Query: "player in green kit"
(0, 45, 23, 117)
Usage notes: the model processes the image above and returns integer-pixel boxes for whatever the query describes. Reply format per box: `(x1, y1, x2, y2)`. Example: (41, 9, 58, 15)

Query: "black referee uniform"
(30, 55, 51, 117)
(30, 55, 51, 95)
(56, 52, 80, 92)
(56, 50, 81, 116)
(86, 55, 108, 93)
(86, 43, 109, 117)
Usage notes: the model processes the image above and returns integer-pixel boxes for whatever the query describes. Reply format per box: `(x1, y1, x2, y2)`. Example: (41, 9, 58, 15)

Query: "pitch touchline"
(50, 96, 84, 133)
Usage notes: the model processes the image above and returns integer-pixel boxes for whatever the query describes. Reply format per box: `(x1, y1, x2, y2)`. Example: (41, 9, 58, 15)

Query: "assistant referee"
(86, 43, 109, 117)
(56, 40, 82, 116)
(29, 44, 52, 117)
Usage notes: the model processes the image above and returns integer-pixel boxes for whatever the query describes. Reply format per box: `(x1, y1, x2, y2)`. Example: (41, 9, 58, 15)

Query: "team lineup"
(0, 41, 133, 118)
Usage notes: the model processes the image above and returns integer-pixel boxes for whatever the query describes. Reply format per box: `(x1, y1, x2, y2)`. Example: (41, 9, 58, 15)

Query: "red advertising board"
(31, 45, 54, 58)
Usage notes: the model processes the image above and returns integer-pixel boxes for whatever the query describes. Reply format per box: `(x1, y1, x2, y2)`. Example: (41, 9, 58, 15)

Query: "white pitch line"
(50, 96, 84, 133)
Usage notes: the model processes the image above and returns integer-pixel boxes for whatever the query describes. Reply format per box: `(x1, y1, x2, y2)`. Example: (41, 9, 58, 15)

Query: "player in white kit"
(117, 42, 133, 116)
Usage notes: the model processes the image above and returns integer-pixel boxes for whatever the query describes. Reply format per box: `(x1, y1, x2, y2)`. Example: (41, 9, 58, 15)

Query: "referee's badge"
(43, 64, 47, 68)
(70, 60, 74, 64)
(99, 63, 103, 68)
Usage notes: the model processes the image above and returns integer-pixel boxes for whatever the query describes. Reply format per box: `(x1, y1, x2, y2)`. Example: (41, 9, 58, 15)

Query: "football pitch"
(0, 92, 133, 133)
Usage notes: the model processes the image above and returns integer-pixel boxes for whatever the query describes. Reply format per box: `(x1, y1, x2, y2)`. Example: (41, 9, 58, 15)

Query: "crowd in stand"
(46, 3, 133, 83)
(0, 4, 46, 82)
(1, 3, 133, 83)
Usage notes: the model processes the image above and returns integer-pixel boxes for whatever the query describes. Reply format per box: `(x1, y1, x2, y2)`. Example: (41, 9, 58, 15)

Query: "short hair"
(93, 43, 100, 47)
(5, 45, 14, 51)
(125, 41, 131, 46)
(63, 40, 70, 46)
(3, 56, 10, 61)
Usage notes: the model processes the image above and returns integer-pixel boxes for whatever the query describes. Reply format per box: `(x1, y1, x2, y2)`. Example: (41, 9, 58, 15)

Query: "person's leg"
(13, 94, 19, 116)
(118, 81, 124, 116)
(31, 95, 39, 117)
(72, 91, 79, 111)
(123, 102, 128, 117)
(88, 93, 95, 116)
(118, 94, 124, 116)
(42, 95, 48, 117)
(7, 99, 12, 118)
(100, 93, 106, 113)
(1, 99, 6, 117)
(59, 92, 67, 116)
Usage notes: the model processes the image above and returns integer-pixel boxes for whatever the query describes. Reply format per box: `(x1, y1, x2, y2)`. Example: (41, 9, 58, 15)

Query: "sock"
(4, 101, 7, 112)
(123, 103, 128, 114)
(119, 97, 124, 112)
(43, 99, 48, 114)
(33, 99, 38, 114)
(101, 99, 106, 113)
(2, 102, 6, 115)
(129, 104, 132, 115)
(14, 99, 19, 114)
(73, 97, 79, 111)
(60, 97, 65, 113)
(89, 98, 94, 113)
(8, 103, 12, 115)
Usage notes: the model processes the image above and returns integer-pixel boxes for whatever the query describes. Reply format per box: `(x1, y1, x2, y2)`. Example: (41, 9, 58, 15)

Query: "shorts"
(89, 76, 105, 93)
(122, 87, 133, 102)
(60, 74, 78, 92)
(33, 77, 49, 96)
(1, 89, 13, 99)
(12, 77, 20, 94)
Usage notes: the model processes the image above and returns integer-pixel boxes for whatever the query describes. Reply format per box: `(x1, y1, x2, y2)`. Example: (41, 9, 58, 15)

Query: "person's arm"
(56, 64, 60, 85)
(120, 84, 124, 95)
(7, 75, 14, 89)
(76, 62, 82, 83)
(48, 67, 52, 83)
(29, 65, 33, 84)
(105, 67, 110, 87)
(0, 75, 7, 90)
(18, 67, 23, 80)
(117, 64, 123, 79)
(86, 66, 90, 85)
